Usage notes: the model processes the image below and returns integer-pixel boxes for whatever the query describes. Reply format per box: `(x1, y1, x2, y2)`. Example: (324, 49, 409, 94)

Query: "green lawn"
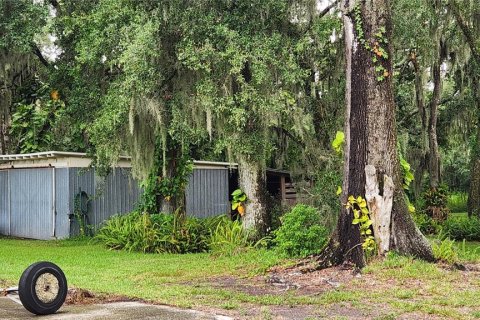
(0, 237, 285, 308)
(2, 237, 480, 319)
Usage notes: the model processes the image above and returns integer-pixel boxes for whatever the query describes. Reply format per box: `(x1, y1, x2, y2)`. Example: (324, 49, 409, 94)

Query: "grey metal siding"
(54, 168, 70, 239)
(69, 167, 141, 236)
(186, 168, 229, 218)
(68, 168, 95, 236)
(0, 171, 9, 235)
(9, 168, 54, 240)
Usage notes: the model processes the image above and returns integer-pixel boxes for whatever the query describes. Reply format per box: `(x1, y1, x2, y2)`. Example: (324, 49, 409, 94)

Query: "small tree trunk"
(410, 53, 428, 199)
(237, 155, 268, 237)
(468, 76, 480, 217)
(468, 159, 480, 217)
(428, 59, 442, 189)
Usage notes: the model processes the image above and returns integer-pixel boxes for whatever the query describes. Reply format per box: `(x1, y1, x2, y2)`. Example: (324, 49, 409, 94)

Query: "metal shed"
(0, 152, 292, 240)
(0, 153, 235, 240)
(185, 161, 234, 218)
(0, 151, 141, 240)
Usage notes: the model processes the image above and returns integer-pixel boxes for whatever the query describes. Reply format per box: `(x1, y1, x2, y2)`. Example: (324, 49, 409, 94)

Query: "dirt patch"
(265, 263, 360, 295)
(65, 288, 135, 305)
(208, 263, 360, 298)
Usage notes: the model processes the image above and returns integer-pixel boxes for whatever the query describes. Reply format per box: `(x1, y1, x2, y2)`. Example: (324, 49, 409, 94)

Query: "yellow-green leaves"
(336, 186, 342, 196)
(332, 131, 345, 154)
(346, 195, 376, 253)
(400, 154, 414, 190)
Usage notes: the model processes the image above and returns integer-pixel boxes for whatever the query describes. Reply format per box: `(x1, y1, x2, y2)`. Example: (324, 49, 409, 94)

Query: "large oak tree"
(316, 0, 434, 268)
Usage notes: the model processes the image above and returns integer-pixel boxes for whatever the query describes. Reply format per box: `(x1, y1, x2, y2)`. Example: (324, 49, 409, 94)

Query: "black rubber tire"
(18, 261, 68, 315)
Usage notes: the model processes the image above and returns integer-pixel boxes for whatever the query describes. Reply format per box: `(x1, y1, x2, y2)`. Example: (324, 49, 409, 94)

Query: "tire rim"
(34, 273, 59, 304)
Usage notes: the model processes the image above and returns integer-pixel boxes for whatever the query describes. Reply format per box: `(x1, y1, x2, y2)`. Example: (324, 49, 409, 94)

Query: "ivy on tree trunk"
(314, 0, 434, 269)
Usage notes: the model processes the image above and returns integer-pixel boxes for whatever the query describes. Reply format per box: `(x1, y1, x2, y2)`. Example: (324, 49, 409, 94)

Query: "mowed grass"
(0, 237, 283, 308)
(2, 236, 480, 319)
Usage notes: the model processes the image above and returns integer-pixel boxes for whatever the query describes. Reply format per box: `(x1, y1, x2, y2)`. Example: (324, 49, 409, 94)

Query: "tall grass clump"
(95, 212, 158, 253)
(208, 217, 253, 256)
(95, 211, 210, 253)
(95, 212, 258, 255)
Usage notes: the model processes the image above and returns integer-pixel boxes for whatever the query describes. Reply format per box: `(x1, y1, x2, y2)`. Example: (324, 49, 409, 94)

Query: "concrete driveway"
(0, 297, 232, 320)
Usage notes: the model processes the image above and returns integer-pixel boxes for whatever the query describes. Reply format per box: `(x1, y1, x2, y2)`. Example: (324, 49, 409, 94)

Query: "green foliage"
(423, 186, 450, 220)
(10, 102, 55, 153)
(0, 0, 48, 51)
(231, 188, 247, 211)
(447, 192, 468, 213)
(139, 155, 194, 214)
(9, 76, 87, 153)
(208, 217, 254, 256)
(412, 212, 440, 235)
(53, 0, 320, 180)
(95, 212, 160, 253)
(442, 143, 471, 192)
(424, 185, 450, 207)
(347, 195, 375, 253)
(352, 5, 389, 82)
(95, 212, 210, 254)
(432, 237, 458, 264)
(399, 154, 414, 190)
(95, 212, 260, 255)
(273, 204, 329, 258)
(331, 131, 345, 154)
(9, 83, 86, 153)
(441, 215, 480, 241)
(306, 166, 342, 232)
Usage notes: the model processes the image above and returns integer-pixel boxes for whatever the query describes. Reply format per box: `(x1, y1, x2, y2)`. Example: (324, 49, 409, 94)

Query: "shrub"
(412, 212, 440, 235)
(441, 215, 480, 241)
(96, 212, 210, 253)
(423, 186, 450, 221)
(273, 204, 329, 258)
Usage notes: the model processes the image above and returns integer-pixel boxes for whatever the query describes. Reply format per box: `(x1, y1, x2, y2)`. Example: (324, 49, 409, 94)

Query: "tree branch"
(274, 126, 306, 148)
(32, 44, 49, 67)
(318, 0, 339, 19)
(449, 0, 480, 64)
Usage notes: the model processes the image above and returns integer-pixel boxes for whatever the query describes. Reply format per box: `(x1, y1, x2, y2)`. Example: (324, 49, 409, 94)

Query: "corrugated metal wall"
(9, 168, 54, 240)
(0, 165, 230, 239)
(185, 168, 230, 218)
(55, 168, 70, 239)
(0, 171, 9, 235)
(69, 167, 141, 236)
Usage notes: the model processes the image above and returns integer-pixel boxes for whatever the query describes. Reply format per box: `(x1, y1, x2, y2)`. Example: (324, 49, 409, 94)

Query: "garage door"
(9, 168, 54, 240)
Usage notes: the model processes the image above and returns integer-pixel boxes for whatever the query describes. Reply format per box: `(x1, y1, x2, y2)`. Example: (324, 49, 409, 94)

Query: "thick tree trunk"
(315, 0, 434, 269)
(237, 155, 268, 237)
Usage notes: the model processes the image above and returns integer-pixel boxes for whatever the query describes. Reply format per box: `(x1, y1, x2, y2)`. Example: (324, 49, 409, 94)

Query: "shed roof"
(0, 151, 290, 175)
(0, 151, 132, 169)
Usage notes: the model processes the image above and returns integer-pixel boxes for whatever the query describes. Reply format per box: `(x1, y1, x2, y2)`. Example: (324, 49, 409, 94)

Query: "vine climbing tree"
(314, 0, 434, 269)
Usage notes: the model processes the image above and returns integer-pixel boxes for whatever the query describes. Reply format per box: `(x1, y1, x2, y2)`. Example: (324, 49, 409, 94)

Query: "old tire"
(18, 261, 67, 315)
